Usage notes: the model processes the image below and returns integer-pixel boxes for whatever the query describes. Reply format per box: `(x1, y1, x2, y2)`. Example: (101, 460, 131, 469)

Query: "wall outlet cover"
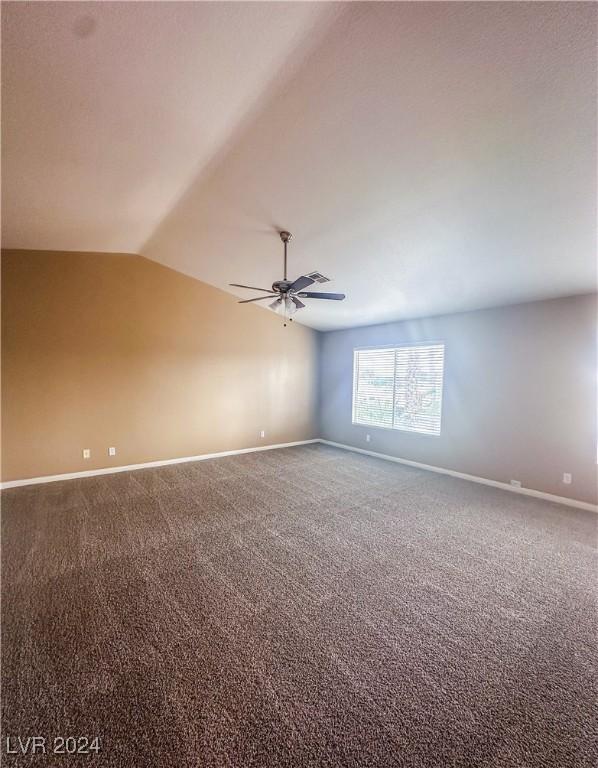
(260, 430, 265, 439)
(109, 447, 116, 456)
(82, 449, 91, 459)
(563, 473, 572, 485)
(366, 434, 371, 442)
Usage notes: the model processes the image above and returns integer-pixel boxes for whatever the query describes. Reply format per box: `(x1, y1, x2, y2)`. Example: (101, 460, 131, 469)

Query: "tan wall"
(1, 250, 318, 481)
(318, 294, 598, 505)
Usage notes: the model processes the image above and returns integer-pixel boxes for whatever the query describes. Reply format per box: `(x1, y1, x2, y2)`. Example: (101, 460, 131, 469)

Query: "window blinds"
(352, 344, 445, 436)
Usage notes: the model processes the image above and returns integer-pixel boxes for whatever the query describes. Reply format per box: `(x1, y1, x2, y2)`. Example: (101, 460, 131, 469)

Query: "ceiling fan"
(230, 231, 345, 322)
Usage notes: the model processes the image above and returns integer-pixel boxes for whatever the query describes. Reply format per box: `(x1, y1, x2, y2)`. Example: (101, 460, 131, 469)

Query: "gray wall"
(318, 294, 597, 505)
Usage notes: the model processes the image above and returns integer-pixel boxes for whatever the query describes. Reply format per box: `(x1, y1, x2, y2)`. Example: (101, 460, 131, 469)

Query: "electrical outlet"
(366, 434, 371, 442)
(563, 473, 572, 485)
(260, 430, 265, 439)
(109, 447, 116, 456)
(82, 449, 91, 459)
(510, 479, 521, 488)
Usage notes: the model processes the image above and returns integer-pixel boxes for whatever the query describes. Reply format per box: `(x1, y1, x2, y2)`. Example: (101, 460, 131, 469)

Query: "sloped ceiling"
(2, 2, 596, 330)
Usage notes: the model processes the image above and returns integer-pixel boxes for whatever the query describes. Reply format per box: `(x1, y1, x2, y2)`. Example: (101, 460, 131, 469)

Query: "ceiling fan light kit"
(230, 231, 346, 326)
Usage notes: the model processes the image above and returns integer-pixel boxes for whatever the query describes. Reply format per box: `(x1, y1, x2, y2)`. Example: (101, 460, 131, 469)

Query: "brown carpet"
(2, 443, 597, 767)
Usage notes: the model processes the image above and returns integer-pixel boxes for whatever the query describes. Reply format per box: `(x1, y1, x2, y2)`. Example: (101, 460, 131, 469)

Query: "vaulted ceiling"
(2, 2, 596, 330)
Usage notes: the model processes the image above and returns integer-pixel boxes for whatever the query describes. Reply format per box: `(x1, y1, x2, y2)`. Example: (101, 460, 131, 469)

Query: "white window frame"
(352, 342, 445, 437)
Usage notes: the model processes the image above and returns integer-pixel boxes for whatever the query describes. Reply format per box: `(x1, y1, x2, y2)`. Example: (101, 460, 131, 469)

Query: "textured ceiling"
(2, 2, 596, 330)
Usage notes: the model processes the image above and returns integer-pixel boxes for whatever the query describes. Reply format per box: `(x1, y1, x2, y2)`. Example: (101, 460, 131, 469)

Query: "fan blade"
(297, 292, 346, 300)
(230, 283, 274, 293)
(291, 296, 305, 309)
(289, 275, 315, 292)
(238, 294, 278, 304)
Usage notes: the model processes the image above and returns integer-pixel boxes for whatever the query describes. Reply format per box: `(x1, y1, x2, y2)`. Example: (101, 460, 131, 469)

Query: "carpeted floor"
(2, 443, 597, 767)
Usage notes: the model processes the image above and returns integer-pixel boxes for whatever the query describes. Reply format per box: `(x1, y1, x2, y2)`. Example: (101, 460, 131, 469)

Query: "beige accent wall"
(318, 294, 598, 505)
(1, 250, 318, 481)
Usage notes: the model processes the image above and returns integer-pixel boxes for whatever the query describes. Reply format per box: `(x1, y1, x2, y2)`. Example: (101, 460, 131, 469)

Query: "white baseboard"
(3, 437, 595, 513)
(320, 439, 598, 513)
(0, 439, 320, 489)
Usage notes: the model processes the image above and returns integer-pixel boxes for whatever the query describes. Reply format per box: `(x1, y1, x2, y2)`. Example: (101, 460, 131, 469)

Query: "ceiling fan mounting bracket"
(279, 231, 292, 243)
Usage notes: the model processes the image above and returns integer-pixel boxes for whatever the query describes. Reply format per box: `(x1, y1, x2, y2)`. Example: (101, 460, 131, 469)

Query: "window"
(352, 344, 445, 436)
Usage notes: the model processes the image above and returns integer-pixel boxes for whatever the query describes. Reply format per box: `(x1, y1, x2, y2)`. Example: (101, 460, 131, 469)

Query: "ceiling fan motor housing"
(272, 280, 292, 294)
